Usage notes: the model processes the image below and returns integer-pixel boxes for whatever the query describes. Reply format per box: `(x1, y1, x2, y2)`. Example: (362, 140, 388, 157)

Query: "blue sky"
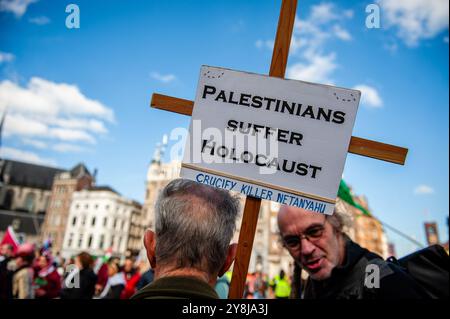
(0, 0, 448, 257)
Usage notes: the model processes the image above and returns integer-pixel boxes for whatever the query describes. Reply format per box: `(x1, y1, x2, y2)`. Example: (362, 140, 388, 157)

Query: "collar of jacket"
(331, 236, 369, 278)
(131, 275, 219, 299)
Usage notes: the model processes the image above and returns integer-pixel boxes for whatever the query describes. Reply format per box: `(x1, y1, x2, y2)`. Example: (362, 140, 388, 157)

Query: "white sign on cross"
(181, 65, 361, 216)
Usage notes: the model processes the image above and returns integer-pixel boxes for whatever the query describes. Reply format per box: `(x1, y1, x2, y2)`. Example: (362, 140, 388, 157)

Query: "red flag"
(1, 226, 19, 253)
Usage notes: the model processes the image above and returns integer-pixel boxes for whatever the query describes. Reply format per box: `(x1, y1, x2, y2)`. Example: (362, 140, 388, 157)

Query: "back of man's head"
(154, 178, 240, 275)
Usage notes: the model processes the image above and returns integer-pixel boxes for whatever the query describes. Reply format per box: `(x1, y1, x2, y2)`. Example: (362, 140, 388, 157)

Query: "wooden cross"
(148, 0, 408, 299)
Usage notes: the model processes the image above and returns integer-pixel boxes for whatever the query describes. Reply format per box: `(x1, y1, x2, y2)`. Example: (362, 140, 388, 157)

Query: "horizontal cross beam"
(150, 93, 408, 165)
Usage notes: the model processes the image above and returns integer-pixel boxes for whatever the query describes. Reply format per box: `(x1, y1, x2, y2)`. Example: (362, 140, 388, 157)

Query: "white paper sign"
(181, 66, 360, 215)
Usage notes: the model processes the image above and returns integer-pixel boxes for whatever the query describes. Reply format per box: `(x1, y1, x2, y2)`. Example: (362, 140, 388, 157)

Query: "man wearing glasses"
(277, 204, 427, 299)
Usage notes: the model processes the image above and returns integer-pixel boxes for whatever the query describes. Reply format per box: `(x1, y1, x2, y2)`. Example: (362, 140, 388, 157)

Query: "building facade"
(40, 164, 93, 254)
(126, 202, 146, 256)
(142, 159, 181, 230)
(336, 195, 389, 259)
(61, 187, 142, 259)
(0, 159, 64, 214)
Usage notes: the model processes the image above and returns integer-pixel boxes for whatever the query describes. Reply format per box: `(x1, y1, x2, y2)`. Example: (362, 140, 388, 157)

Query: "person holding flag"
(1, 226, 19, 254)
(12, 243, 35, 299)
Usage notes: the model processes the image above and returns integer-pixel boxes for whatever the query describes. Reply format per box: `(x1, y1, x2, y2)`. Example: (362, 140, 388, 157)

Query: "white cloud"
(0, 78, 114, 121)
(0, 77, 114, 149)
(0, 146, 56, 166)
(287, 53, 337, 84)
(48, 128, 95, 144)
(353, 85, 383, 108)
(21, 138, 47, 149)
(0, 51, 15, 64)
(52, 143, 85, 153)
(378, 0, 449, 46)
(48, 118, 108, 134)
(310, 3, 339, 24)
(150, 72, 177, 84)
(4, 113, 48, 136)
(283, 3, 354, 84)
(333, 24, 352, 41)
(28, 15, 50, 25)
(0, 0, 37, 18)
(414, 184, 435, 195)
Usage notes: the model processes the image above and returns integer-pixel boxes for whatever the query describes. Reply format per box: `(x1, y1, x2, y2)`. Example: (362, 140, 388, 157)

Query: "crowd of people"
(1, 178, 448, 299)
(0, 243, 154, 299)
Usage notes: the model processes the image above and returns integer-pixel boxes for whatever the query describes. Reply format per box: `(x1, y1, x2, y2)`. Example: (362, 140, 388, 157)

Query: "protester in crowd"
(34, 252, 61, 299)
(61, 252, 97, 299)
(244, 272, 256, 298)
(135, 260, 154, 291)
(0, 244, 14, 299)
(93, 256, 109, 297)
(215, 274, 230, 299)
(253, 271, 268, 299)
(32, 249, 42, 274)
(277, 205, 428, 299)
(132, 178, 240, 299)
(99, 259, 125, 299)
(12, 244, 35, 299)
(269, 269, 291, 299)
(120, 257, 141, 299)
(57, 257, 66, 277)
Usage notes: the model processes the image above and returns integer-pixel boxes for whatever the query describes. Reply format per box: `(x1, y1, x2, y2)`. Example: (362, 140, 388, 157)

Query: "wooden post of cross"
(148, 0, 408, 299)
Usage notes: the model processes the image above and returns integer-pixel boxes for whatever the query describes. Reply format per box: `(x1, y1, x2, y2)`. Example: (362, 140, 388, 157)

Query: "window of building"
(99, 234, 105, 250)
(24, 192, 36, 213)
(68, 233, 74, 247)
(103, 217, 107, 227)
(72, 216, 77, 226)
(88, 234, 93, 248)
(113, 218, 117, 229)
(78, 234, 84, 248)
(92, 217, 96, 226)
(110, 236, 115, 249)
(81, 215, 86, 226)
(118, 237, 122, 251)
(3, 189, 14, 210)
(53, 215, 61, 226)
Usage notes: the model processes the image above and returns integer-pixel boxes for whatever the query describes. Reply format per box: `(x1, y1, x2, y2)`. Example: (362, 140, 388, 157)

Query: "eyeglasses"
(282, 218, 327, 249)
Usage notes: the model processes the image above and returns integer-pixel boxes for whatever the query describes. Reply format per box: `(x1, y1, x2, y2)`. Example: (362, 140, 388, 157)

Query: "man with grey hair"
(277, 204, 427, 299)
(132, 178, 240, 299)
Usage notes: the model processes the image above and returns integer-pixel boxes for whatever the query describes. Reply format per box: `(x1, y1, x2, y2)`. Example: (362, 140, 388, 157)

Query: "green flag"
(338, 179, 371, 216)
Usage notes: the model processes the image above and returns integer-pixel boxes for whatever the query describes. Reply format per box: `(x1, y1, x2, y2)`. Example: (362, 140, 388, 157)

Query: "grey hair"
(154, 178, 240, 274)
(326, 198, 354, 236)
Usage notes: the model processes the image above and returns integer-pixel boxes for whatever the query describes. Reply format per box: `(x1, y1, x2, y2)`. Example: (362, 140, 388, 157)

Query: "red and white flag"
(1, 226, 19, 253)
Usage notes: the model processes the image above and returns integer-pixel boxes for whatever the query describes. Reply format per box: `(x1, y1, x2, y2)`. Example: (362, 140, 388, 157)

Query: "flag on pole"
(337, 179, 371, 216)
(103, 247, 113, 263)
(1, 226, 19, 253)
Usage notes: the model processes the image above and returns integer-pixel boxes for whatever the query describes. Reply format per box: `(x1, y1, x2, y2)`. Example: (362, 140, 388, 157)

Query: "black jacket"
(60, 268, 97, 299)
(304, 239, 428, 299)
(131, 275, 219, 299)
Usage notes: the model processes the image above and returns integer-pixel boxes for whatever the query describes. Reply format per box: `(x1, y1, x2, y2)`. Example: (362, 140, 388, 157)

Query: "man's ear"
(218, 243, 238, 277)
(143, 229, 156, 269)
